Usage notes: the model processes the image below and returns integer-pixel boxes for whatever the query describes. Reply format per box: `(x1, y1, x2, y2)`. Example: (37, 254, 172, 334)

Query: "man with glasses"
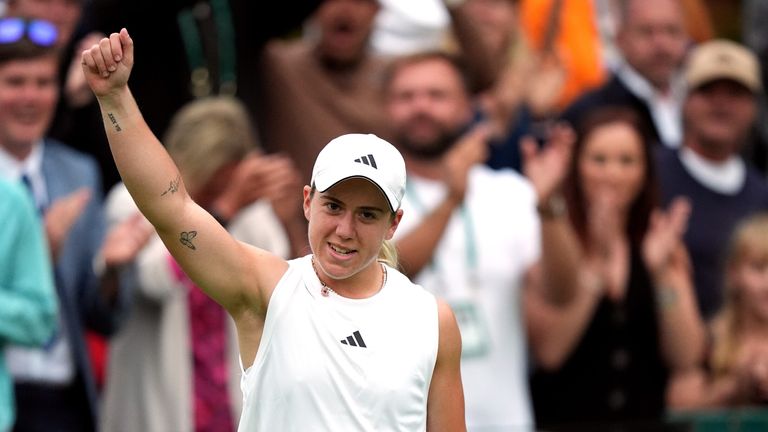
(4, 0, 124, 194)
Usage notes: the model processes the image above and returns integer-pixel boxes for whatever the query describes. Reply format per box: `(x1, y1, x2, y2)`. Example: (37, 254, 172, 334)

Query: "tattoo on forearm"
(160, 175, 181, 196)
(107, 112, 122, 132)
(180, 231, 197, 250)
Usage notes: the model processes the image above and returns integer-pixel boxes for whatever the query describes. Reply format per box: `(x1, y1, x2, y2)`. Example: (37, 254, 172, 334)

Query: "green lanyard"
(405, 180, 478, 291)
(177, 0, 237, 98)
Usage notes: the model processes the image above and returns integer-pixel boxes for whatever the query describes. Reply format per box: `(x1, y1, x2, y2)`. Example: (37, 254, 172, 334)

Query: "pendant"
(321, 285, 331, 297)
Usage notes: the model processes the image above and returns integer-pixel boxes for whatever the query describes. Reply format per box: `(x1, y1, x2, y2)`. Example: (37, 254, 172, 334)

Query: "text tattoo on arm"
(160, 175, 181, 196)
(107, 112, 122, 132)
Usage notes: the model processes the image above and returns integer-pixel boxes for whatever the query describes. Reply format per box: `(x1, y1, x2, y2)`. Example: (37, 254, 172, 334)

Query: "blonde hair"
(164, 96, 258, 193)
(378, 239, 399, 269)
(710, 213, 768, 377)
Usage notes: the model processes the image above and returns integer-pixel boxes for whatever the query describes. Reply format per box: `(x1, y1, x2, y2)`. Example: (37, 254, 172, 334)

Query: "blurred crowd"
(1, 0, 767, 431)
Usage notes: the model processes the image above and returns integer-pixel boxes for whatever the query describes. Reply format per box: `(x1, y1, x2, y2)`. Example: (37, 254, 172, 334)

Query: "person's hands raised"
(100, 212, 154, 270)
(442, 123, 490, 204)
(211, 152, 302, 225)
(521, 122, 575, 203)
(44, 187, 92, 262)
(81, 28, 134, 98)
(642, 196, 692, 278)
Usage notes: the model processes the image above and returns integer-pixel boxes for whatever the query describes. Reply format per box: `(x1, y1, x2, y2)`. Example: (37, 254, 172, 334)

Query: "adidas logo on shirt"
(340, 330, 367, 348)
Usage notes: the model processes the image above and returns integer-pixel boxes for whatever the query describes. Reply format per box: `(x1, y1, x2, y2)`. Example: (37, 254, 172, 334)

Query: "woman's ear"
(385, 209, 404, 240)
(303, 185, 313, 222)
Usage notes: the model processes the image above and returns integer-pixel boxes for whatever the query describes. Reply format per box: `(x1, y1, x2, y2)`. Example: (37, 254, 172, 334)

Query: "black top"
(530, 248, 670, 432)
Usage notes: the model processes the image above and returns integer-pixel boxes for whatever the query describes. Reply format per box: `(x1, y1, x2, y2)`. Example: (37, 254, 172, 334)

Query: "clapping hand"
(100, 212, 154, 270)
(521, 122, 575, 203)
(642, 196, 692, 278)
(442, 123, 491, 204)
(211, 152, 302, 226)
(45, 187, 91, 261)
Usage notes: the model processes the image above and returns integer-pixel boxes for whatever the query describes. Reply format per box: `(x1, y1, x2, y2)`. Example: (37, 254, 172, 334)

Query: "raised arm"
(81, 29, 284, 315)
(521, 124, 603, 369)
(521, 124, 578, 306)
(642, 197, 706, 370)
(446, 0, 501, 92)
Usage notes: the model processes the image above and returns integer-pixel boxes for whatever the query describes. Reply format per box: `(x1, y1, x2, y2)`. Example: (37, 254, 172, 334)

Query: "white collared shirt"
(615, 61, 685, 148)
(0, 141, 49, 208)
(679, 146, 746, 195)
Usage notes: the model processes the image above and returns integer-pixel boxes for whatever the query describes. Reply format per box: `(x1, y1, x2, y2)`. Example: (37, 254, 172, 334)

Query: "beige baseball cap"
(685, 39, 762, 93)
(311, 133, 406, 212)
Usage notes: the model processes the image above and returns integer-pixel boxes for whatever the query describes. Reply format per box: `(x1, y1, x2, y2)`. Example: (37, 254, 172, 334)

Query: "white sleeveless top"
(238, 255, 439, 431)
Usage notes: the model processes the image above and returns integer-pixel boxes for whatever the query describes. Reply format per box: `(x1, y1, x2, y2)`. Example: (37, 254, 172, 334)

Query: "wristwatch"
(536, 194, 567, 219)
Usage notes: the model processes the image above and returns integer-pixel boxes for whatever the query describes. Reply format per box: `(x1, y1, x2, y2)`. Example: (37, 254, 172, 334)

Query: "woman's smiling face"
(578, 121, 647, 212)
(304, 178, 400, 284)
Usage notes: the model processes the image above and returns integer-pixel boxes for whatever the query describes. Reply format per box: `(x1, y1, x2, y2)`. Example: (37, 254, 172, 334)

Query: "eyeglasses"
(0, 18, 57, 47)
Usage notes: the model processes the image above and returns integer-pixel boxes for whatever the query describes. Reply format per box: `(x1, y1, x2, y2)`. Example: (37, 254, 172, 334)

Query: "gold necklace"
(311, 256, 387, 297)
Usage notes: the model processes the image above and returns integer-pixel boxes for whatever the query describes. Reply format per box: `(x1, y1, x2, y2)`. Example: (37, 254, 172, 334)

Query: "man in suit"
(0, 19, 128, 431)
(560, 0, 689, 148)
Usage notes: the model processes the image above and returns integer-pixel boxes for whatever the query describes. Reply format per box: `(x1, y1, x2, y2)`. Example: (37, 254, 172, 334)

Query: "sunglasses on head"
(0, 18, 57, 47)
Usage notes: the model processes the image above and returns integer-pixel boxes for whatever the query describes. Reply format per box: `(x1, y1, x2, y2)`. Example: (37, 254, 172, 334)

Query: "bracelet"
(537, 194, 567, 219)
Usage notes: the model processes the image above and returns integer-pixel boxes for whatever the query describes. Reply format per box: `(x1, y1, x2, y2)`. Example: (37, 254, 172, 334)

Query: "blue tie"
(20, 173, 45, 215)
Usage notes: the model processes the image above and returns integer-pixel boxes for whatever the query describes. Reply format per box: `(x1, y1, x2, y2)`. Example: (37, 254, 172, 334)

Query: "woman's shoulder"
(384, 264, 437, 304)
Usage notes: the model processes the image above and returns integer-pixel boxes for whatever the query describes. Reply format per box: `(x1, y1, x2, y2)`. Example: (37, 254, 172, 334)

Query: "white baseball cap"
(311, 133, 406, 212)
